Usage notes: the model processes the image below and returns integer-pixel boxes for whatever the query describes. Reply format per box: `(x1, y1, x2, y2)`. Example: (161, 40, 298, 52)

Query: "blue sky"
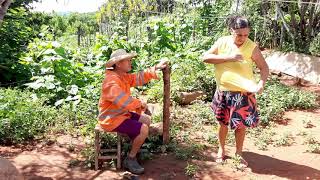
(31, 0, 106, 13)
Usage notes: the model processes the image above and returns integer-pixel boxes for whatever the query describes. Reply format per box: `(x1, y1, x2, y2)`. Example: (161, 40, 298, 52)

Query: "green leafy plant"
(0, 88, 57, 143)
(309, 33, 320, 57)
(307, 143, 320, 154)
(303, 135, 320, 154)
(250, 127, 275, 150)
(174, 143, 204, 160)
(185, 163, 198, 177)
(231, 154, 246, 171)
(274, 132, 294, 147)
(20, 31, 104, 104)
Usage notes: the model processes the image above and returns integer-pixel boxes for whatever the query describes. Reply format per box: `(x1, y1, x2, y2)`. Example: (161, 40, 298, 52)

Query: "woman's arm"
(201, 42, 242, 64)
(251, 46, 269, 93)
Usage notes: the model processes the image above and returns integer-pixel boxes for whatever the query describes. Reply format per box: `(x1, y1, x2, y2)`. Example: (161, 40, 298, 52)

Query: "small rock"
(0, 157, 24, 180)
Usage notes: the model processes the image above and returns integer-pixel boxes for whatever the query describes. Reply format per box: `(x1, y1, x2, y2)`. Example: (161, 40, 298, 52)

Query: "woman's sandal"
(215, 155, 226, 164)
(239, 157, 248, 168)
(235, 155, 248, 168)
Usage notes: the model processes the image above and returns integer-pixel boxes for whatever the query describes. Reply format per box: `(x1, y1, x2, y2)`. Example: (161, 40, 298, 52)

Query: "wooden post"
(94, 129, 100, 170)
(162, 66, 170, 144)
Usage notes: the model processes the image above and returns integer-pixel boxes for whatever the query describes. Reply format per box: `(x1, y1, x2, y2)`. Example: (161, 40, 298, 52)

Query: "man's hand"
(155, 58, 169, 70)
(140, 101, 147, 111)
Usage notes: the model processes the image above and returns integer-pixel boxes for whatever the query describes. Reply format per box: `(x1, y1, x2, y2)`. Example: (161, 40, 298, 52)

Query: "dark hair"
(227, 15, 250, 30)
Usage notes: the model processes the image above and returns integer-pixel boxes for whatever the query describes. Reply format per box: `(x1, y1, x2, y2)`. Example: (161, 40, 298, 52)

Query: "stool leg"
(95, 130, 100, 170)
(117, 134, 121, 169)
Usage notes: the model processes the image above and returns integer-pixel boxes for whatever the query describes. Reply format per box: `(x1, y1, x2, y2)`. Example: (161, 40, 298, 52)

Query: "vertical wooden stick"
(162, 66, 170, 144)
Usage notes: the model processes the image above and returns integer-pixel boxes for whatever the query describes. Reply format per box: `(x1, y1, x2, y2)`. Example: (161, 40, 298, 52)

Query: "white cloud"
(31, 0, 105, 13)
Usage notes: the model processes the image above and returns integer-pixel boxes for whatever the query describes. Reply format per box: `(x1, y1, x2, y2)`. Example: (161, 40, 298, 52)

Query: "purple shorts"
(113, 112, 142, 140)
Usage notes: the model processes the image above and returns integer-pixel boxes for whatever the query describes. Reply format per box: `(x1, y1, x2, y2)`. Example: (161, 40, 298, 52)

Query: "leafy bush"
(170, 102, 216, 132)
(146, 47, 216, 103)
(0, 8, 34, 84)
(0, 88, 58, 144)
(0, 88, 98, 144)
(257, 78, 317, 125)
(309, 33, 320, 57)
(20, 31, 104, 104)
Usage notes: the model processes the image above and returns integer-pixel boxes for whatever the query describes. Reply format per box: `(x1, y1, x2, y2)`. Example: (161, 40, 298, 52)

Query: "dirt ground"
(1, 77, 320, 180)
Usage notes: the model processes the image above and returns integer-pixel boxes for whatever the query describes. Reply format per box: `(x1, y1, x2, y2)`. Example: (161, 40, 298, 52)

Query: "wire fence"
(1, 0, 319, 87)
(97, 0, 319, 52)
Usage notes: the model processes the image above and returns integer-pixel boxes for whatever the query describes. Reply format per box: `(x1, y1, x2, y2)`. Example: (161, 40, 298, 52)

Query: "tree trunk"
(289, 4, 298, 39)
(280, 24, 284, 48)
(77, 26, 81, 46)
(306, 1, 316, 42)
(299, 2, 308, 41)
(0, 0, 11, 23)
(231, 0, 243, 13)
(125, 19, 129, 41)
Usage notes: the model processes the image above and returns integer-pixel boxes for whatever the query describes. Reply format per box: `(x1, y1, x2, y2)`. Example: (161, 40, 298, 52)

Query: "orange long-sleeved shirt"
(98, 67, 158, 131)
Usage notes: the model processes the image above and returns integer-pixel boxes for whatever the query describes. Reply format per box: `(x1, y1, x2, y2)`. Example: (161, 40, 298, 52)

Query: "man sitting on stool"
(98, 49, 168, 174)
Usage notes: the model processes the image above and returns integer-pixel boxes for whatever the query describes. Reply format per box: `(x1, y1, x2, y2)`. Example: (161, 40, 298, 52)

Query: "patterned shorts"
(211, 90, 260, 130)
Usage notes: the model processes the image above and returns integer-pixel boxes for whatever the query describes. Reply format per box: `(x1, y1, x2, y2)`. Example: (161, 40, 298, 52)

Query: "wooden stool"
(94, 124, 122, 170)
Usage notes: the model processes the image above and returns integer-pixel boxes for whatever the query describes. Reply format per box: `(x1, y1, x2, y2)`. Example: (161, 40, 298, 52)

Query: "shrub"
(309, 33, 320, 57)
(0, 88, 98, 144)
(0, 88, 58, 144)
(257, 78, 317, 125)
(146, 47, 216, 103)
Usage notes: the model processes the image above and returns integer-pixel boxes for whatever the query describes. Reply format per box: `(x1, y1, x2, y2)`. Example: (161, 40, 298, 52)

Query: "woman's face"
(231, 28, 250, 46)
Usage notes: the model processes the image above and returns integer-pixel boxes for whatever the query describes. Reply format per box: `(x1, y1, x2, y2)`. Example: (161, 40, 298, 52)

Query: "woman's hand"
(229, 54, 243, 62)
(256, 80, 265, 94)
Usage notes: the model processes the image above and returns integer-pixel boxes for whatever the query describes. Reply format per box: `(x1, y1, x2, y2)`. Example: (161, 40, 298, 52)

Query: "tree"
(1, 0, 39, 23)
(242, 0, 320, 54)
(0, 0, 11, 23)
(0, 0, 45, 85)
(97, 0, 155, 37)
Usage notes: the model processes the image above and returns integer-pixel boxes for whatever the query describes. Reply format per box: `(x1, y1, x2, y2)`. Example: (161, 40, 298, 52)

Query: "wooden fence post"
(162, 66, 170, 144)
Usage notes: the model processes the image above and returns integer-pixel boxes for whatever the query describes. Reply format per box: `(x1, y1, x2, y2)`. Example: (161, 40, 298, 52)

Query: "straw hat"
(106, 49, 137, 68)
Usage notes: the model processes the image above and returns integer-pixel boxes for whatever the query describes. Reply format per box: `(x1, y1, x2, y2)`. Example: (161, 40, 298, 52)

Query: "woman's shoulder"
(246, 38, 255, 45)
(244, 38, 257, 49)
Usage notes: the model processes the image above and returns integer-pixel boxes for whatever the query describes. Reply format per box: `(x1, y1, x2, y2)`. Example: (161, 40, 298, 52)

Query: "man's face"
(231, 28, 250, 46)
(116, 58, 132, 72)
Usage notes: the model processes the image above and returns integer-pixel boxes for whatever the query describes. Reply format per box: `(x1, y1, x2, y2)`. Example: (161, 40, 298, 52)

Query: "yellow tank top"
(214, 36, 257, 92)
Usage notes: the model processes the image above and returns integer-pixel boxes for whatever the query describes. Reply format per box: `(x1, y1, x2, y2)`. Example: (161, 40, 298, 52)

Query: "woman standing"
(202, 15, 269, 167)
